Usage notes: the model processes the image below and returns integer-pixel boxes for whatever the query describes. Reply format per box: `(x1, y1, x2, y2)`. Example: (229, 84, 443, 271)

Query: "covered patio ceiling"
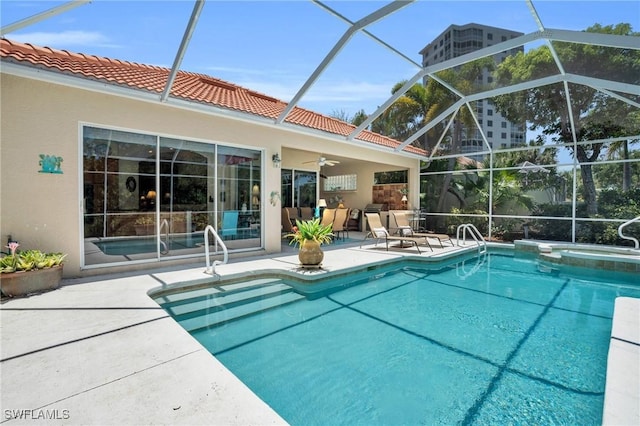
(2, 0, 638, 160)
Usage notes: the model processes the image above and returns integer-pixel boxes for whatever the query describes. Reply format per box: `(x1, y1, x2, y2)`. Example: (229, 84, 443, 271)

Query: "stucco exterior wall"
(1, 74, 420, 277)
(282, 149, 419, 211)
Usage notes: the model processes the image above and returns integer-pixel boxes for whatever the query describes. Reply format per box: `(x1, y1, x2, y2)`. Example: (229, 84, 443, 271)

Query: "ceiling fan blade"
(302, 156, 339, 166)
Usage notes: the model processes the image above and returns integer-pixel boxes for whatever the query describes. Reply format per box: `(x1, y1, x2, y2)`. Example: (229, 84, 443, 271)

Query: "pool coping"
(1, 241, 637, 424)
(602, 297, 640, 425)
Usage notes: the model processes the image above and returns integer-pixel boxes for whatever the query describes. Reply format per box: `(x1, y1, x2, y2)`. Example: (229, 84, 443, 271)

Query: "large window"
(82, 126, 262, 267)
(281, 169, 317, 208)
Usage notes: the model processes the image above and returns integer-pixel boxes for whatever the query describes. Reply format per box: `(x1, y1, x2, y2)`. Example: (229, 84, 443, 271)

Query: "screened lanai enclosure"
(404, 23, 640, 245)
(339, 5, 640, 246)
(3, 0, 639, 256)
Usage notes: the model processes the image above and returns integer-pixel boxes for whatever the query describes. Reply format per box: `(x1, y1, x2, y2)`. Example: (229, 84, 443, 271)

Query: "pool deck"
(1, 238, 638, 425)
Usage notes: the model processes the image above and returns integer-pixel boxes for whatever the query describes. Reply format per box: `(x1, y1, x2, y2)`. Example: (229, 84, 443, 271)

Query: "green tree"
(493, 136, 559, 192)
(596, 149, 640, 190)
(458, 165, 534, 215)
(351, 109, 369, 127)
(605, 116, 640, 191)
(371, 82, 431, 143)
(378, 60, 492, 216)
(329, 109, 351, 123)
(330, 108, 370, 127)
(493, 23, 640, 215)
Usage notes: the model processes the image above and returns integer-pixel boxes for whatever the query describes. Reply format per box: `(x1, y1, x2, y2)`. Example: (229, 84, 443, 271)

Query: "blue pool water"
(94, 235, 206, 255)
(162, 253, 640, 425)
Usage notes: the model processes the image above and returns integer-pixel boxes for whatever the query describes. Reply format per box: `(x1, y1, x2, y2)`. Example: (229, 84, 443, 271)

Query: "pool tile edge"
(602, 297, 640, 425)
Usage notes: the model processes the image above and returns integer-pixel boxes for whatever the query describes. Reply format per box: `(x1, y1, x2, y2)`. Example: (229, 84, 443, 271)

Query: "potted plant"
(285, 218, 333, 268)
(1, 242, 67, 297)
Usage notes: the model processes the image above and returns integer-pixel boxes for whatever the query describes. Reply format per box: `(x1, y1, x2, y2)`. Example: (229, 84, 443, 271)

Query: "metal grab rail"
(204, 224, 228, 275)
(456, 251, 487, 279)
(456, 223, 487, 254)
(159, 219, 170, 255)
(618, 215, 640, 249)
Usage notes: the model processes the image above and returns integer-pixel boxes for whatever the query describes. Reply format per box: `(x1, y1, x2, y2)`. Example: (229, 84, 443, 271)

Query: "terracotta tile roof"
(1, 38, 425, 156)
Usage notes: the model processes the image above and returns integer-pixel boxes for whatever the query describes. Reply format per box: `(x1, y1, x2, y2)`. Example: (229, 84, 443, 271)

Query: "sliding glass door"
(82, 126, 262, 267)
(281, 169, 318, 208)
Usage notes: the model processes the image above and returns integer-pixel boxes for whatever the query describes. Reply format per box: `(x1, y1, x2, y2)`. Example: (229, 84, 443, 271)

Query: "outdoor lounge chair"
(392, 211, 454, 248)
(361, 213, 430, 253)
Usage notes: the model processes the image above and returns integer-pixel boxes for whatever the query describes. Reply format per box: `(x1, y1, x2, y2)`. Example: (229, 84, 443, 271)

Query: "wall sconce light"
(272, 153, 281, 168)
(401, 195, 408, 204)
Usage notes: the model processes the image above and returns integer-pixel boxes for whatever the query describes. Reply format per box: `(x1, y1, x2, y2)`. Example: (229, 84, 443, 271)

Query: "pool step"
(157, 280, 304, 333)
(154, 278, 282, 305)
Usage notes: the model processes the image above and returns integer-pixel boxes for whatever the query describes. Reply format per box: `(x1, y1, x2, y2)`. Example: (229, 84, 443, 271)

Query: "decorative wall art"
(39, 154, 63, 174)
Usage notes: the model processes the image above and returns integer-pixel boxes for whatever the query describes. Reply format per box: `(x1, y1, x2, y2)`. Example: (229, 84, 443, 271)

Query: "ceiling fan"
(303, 156, 340, 167)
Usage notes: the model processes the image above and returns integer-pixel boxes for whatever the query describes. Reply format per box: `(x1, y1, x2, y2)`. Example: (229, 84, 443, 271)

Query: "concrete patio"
(1, 238, 637, 425)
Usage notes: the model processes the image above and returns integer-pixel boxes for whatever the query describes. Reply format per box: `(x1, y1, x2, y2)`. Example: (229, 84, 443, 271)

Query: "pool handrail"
(618, 215, 640, 249)
(456, 249, 487, 279)
(159, 219, 170, 255)
(204, 224, 228, 275)
(456, 223, 487, 254)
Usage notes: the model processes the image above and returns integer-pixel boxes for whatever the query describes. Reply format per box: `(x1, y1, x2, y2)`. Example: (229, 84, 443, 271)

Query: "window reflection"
(83, 126, 262, 267)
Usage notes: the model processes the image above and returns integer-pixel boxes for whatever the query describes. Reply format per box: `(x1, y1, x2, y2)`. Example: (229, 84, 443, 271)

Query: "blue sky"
(2, 0, 639, 119)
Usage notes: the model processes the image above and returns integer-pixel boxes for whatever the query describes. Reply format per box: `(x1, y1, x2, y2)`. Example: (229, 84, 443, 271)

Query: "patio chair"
(361, 213, 429, 253)
(285, 207, 300, 224)
(282, 208, 296, 234)
(321, 208, 336, 228)
(392, 211, 453, 248)
(299, 207, 314, 221)
(332, 208, 349, 240)
(220, 210, 239, 239)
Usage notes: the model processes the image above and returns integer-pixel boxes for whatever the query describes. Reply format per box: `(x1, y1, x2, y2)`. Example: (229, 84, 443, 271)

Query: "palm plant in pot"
(0, 242, 67, 297)
(286, 218, 333, 268)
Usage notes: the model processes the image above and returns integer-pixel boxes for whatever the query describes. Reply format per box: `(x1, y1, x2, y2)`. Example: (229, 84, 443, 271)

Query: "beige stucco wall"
(1, 73, 419, 277)
(283, 148, 419, 211)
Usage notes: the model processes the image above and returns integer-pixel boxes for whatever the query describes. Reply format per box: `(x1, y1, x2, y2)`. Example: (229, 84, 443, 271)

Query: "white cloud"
(10, 31, 119, 48)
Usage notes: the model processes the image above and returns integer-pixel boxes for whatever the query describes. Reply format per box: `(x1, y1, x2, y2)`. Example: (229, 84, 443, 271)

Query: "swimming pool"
(156, 251, 640, 425)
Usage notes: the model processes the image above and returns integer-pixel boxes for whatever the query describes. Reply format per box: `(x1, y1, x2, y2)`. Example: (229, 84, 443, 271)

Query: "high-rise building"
(419, 23, 526, 157)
